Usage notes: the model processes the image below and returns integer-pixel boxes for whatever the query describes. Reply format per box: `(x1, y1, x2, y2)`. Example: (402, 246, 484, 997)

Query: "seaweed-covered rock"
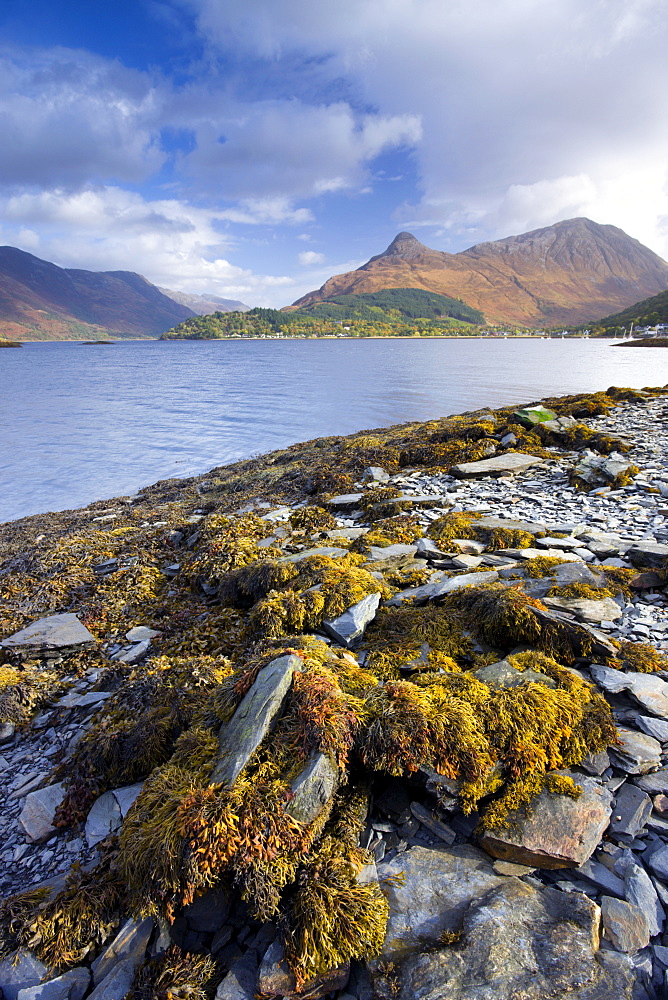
(211, 653, 303, 786)
(478, 772, 613, 868)
(387, 880, 637, 1000)
(514, 405, 558, 426)
(472, 658, 556, 689)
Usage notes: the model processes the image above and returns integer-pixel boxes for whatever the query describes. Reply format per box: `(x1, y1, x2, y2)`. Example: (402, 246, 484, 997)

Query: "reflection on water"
(3, 338, 668, 522)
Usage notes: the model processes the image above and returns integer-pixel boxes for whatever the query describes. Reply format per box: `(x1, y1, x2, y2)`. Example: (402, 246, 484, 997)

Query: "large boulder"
(18, 783, 66, 843)
(381, 880, 638, 1000)
(478, 772, 613, 869)
(376, 845, 506, 963)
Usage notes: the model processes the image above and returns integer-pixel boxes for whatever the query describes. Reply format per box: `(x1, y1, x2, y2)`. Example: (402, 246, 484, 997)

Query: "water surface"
(3, 338, 668, 523)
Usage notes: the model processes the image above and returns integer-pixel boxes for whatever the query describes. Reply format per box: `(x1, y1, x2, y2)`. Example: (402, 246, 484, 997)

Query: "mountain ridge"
(293, 218, 668, 326)
(0, 247, 196, 341)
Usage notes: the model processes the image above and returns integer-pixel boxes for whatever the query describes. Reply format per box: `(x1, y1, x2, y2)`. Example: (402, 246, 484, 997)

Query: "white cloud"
(298, 250, 325, 266)
(185, 0, 668, 259)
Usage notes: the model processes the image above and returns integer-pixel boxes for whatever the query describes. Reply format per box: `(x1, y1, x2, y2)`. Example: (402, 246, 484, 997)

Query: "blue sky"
(1, 0, 667, 307)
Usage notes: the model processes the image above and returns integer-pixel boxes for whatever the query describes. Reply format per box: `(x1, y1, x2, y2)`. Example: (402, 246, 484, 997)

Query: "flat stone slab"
(366, 544, 418, 562)
(85, 782, 144, 847)
(325, 493, 363, 511)
(1, 614, 95, 651)
(322, 592, 380, 648)
(429, 571, 499, 600)
(0, 951, 50, 1000)
(473, 658, 555, 690)
(280, 546, 348, 564)
(478, 771, 613, 869)
(17, 967, 90, 1000)
(609, 727, 662, 774)
(211, 654, 302, 787)
(590, 666, 668, 719)
(376, 844, 506, 962)
(474, 516, 547, 534)
(542, 597, 623, 623)
(451, 453, 544, 478)
(626, 540, 668, 569)
(91, 918, 154, 985)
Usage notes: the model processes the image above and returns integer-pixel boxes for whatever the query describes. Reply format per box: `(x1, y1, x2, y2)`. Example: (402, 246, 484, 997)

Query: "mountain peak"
(373, 232, 432, 261)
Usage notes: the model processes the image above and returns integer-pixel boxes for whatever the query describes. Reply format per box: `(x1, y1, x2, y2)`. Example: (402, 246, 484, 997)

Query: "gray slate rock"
(17, 969, 90, 1000)
(285, 752, 338, 825)
(375, 844, 505, 962)
(361, 467, 390, 482)
(647, 845, 668, 881)
(211, 654, 302, 787)
(429, 570, 499, 600)
(85, 783, 144, 847)
(621, 860, 665, 937)
(91, 918, 154, 984)
(590, 667, 668, 719)
(183, 887, 229, 934)
(86, 959, 135, 1000)
(451, 453, 544, 478)
(0, 614, 95, 652)
(280, 546, 348, 564)
(215, 951, 259, 1000)
(636, 716, 668, 742)
(390, 880, 637, 1000)
(322, 592, 380, 648)
(634, 768, 668, 795)
(609, 783, 653, 840)
(610, 728, 662, 775)
(626, 540, 668, 569)
(0, 951, 50, 1000)
(543, 596, 623, 623)
(18, 783, 65, 843)
(258, 940, 348, 1000)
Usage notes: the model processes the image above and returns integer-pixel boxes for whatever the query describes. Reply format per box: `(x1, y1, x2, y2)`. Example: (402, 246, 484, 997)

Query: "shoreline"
(2, 385, 668, 998)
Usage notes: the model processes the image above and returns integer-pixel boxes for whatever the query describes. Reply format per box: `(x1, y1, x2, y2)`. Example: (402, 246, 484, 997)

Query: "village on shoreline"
(4, 386, 668, 1000)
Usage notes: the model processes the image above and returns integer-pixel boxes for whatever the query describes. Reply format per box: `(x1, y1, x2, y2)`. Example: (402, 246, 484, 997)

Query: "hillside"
(161, 291, 483, 340)
(595, 287, 668, 331)
(296, 287, 484, 324)
(158, 287, 250, 315)
(0, 247, 195, 341)
(292, 219, 668, 327)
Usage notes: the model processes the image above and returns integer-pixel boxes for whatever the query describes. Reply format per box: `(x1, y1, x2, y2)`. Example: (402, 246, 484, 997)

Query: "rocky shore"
(3, 386, 668, 1000)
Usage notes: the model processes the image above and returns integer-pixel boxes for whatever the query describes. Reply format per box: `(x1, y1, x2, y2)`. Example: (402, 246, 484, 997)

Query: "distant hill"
(292, 219, 668, 327)
(295, 287, 484, 324)
(158, 287, 250, 315)
(595, 287, 668, 331)
(0, 247, 195, 341)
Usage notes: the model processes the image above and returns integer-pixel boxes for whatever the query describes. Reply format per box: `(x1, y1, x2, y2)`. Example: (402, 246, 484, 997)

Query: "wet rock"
(285, 752, 338, 824)
(91, 917, 154, 984)
(451, 453, 544, 479)
(390, 880, 637, 1000)
(0, 614, 95, 652)
(600, 896, 650, 953)
(472, 657, 555, 689)
(610, 728, 662, 774)
(322, 592, 381, 648)
(18, 783, 65, 843)
(375, 844, 505, 962)
(109, 639, 150, 664)
(478, 771, 613, 869)
(258, 940, 349, 1000)
(542, 596, 623, 623)
(0, 951, 50, 1000)
(55, 691, 112, 710)
(211, 654, 302, 786)
(17, 968, 90, 1000)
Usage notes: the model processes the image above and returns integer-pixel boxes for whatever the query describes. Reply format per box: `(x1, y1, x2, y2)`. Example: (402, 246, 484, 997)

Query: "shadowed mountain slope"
(0, 247, 196, 340)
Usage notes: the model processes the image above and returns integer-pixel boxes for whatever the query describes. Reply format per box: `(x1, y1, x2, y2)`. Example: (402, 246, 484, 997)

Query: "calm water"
(3, 338, 668, 524)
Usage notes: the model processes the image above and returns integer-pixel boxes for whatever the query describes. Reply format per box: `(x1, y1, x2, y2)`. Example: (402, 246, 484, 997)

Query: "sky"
(1, 0, 667, 308)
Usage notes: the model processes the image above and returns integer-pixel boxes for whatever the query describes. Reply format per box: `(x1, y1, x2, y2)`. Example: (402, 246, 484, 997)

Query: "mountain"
(0, 247, 196, 341)
(292, 219, 668, 327)
(297, 287, 484, 324)
(595, 287, 668, 330)
(158, 288, 250, 315)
